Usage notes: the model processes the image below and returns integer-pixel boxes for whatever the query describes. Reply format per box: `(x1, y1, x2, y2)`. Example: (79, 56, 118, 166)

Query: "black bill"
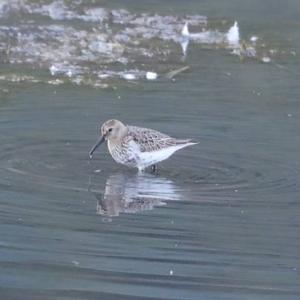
(89, 135, 105, 158)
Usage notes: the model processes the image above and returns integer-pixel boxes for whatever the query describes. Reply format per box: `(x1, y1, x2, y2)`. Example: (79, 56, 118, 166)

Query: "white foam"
(250, 36, 258, 42)
(227, 21, 239, 46)
(181, 22, 189, 36)
(122, 73, 136, 80)
(38, 0, 70, 20)
(0, 0, 26, 17)
(0, 2, 269, 88)
(146, 72, 157, 80)
(261, 56, 271, 63)
(82, 8, 108, 22)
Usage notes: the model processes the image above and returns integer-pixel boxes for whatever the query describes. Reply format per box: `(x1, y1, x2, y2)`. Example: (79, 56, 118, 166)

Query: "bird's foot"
(151, 164, 157, 174)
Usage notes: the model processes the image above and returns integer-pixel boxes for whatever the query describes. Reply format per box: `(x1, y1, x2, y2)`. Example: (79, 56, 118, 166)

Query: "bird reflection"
(93, 173, 181, 217)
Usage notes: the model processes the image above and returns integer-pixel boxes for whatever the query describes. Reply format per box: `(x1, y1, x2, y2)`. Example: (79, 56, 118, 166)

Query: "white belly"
(137, 145, 186, 169)
(109, 140, 193, 171)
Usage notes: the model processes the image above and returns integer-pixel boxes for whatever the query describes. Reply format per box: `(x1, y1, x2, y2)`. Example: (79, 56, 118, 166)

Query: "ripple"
(2, 140, 299, 202)
(164, 154, 300, 197)
(1, 129, 299, 300)
(1, 140, 90, 193)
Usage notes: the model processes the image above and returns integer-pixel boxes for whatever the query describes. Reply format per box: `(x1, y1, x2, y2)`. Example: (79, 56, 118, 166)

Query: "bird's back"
(127, 125, 178, 153)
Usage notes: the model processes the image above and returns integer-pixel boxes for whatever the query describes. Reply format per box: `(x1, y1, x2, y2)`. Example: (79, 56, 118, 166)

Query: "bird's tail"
(175, 138, 199, 146)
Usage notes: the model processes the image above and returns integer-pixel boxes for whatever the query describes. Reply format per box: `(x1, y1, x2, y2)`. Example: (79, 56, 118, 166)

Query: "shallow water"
(1, 1, 300, 299)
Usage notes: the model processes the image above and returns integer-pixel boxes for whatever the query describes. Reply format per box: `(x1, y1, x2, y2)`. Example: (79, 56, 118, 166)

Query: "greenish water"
(0, 1, 300, 299)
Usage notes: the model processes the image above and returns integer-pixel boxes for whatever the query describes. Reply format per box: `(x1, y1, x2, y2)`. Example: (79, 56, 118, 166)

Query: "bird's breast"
(108, 141, 138, 166)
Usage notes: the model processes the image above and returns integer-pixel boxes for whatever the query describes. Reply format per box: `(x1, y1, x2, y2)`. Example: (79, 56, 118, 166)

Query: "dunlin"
(89, 119, 197, 171)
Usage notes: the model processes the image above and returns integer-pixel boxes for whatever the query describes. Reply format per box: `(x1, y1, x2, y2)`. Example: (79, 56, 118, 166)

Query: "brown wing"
(127, 126, 177, 152)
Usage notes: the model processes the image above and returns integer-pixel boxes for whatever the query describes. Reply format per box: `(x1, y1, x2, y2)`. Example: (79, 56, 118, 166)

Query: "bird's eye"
(108, 128, 113, 132)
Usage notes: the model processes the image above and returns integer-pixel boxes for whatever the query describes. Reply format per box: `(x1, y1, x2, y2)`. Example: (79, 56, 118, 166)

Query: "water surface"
(0, 1, 300, 299)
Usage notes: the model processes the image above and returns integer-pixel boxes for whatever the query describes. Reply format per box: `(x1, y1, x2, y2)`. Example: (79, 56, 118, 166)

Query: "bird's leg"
(151, 164, 157, 174)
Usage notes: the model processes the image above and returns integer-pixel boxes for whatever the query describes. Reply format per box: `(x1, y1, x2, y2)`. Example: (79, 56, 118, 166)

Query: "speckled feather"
(126, 125, 193, 152)
(108, 125, 196, 169)
(90, 119, 197, 171)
